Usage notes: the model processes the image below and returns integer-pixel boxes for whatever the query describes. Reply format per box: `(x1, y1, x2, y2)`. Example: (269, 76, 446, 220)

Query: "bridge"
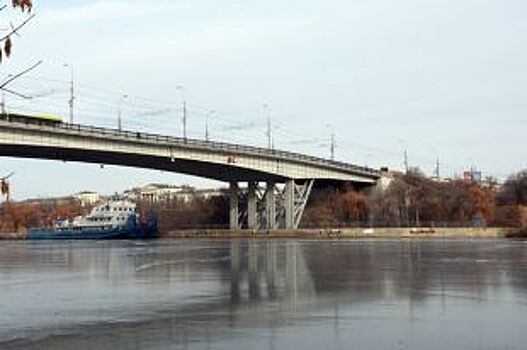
(0, 119, 380, 230)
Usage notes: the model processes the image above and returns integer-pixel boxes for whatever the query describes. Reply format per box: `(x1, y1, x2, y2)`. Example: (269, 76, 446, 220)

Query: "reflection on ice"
(1, 240, 527, 350)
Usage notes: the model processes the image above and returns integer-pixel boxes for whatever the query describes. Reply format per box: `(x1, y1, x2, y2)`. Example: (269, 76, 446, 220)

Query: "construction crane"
(1, 172, 14, 202)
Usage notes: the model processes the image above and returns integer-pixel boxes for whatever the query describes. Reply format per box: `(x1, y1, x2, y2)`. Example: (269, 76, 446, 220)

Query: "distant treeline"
(302, 169, 527, 229)
(139, 196, 229, 231)
(1, 170, 526, 233)
(145, 169, 527, 230)
(0, 198, 89, 233)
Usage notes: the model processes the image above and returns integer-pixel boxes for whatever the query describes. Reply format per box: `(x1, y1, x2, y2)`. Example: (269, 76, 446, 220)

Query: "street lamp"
(205, 110, 214, 142)
(63, 63, 74, 124)
(117, 94, 128, 131)
(263, 103, 272, 149)
(176, 85, 187, 139)
(327, 124, 335, 161)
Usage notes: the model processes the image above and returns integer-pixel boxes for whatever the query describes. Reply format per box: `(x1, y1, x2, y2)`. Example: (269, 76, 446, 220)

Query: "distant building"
(74, 191, 100, 206)
(124, 184, 226, 203)
(376, 170, 399, 191)
(463, 170, 482, 183)
(124, 184, 190, 203)
(195, 188, 227, 199)
(22, 196, 75, 206)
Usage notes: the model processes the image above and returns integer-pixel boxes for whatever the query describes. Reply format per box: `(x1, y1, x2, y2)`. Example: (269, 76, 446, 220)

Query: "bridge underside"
(0, 140, 378, 230)
(0, 145, 343, 230)
(0, 144, 287, 183)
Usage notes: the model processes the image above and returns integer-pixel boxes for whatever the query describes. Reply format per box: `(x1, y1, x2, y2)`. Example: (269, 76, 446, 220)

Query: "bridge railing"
(6, 119, 380, 177)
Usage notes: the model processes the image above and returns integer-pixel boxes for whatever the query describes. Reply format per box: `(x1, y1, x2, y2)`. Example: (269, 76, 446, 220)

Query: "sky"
(0, 0, 526, 199)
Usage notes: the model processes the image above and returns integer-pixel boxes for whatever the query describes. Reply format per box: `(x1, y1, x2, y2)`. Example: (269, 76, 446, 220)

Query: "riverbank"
(0, 231, 25, 240)
(163, 227, 515, 240)
(0, 227, 516, 240)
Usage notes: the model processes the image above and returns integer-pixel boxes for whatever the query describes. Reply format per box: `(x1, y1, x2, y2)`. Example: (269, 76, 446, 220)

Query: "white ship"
(28, 200, 157, 240)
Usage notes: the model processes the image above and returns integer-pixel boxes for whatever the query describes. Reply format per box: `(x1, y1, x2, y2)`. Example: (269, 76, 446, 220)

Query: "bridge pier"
(284, 179, 314, 230)
(229, 179, 314, 230)
(285, 180, 294, 229)
(0, 120, 380, 229)
(247, 181, 258, 230)
(265, 181, 276, 229)
(229, 182, 240, 230)
(0, 120, 380, 232)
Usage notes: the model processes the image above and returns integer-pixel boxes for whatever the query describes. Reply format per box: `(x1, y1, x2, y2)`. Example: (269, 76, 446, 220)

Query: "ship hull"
(27, 222, 157, 240)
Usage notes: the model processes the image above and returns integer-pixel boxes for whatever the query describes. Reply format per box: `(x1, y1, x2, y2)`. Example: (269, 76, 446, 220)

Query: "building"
(125, 184, 194, 203)
(124, 183, 227, 203)
(463, 170, 482, 183)
(74, 191, 100, 206)
(195, 188, 227, 199)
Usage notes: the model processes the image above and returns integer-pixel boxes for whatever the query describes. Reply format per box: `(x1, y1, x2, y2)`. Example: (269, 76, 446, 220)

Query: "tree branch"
(0, 60, 42, 88)
(0, 12, 35, 42)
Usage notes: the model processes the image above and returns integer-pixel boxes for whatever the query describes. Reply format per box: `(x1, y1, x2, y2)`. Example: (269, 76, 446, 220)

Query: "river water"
(1, 239, 527, 349)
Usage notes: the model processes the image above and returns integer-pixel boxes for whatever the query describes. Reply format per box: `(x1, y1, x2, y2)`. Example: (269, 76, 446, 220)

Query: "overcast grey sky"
(1, 0, 526, 199)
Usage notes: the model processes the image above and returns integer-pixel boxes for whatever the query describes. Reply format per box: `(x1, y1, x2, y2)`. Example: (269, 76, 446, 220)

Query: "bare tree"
(498, 170, 527, 206)
(0, 0, 34, 63)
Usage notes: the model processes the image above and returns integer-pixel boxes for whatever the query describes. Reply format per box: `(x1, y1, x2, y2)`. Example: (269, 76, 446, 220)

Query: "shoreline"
(163, 227, 514, 240)
(0, 227, 517, 240)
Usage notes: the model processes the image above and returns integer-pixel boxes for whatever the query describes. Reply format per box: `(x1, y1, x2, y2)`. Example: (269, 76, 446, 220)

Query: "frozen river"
(1, 239, 527, 349)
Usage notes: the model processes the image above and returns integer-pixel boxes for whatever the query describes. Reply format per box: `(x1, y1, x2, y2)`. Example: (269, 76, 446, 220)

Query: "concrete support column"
(229, 181, 239, 230)
(285, 180, 295, 229)
(266, 181, 276, 229)
(247, 181, 258, 230)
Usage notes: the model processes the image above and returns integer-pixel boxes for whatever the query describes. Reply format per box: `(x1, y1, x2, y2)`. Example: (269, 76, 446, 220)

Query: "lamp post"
(63, 63, 74, 124)
(205, 110, 214, 142)
(263, 103, 272, 149)
(327, 124, 335, 161)
(117, 94, 128, 131)
(176, 85, 187, 139)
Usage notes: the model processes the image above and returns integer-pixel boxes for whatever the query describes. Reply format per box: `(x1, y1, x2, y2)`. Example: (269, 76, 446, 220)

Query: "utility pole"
(435, 157, 440, 180)
(404, 150, 409, 173)
(63, 63, 74, 124)
(326, 124, 335, 161)
(205, 110, 213, 142)
(263, 103, 271, 149)
(117, 94, 128, 131)
(205, 114, 209, 141)
(182, 101, 187, 139)
(1, 91, 5, 114)
(267, 116, 272, 149)
(177, 85, 187, 140)
(330, 131, 335, 161)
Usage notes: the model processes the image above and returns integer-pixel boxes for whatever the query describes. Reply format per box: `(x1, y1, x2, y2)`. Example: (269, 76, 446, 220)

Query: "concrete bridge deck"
(0, 119, 381, 230)
(0, 119, 379, 183)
